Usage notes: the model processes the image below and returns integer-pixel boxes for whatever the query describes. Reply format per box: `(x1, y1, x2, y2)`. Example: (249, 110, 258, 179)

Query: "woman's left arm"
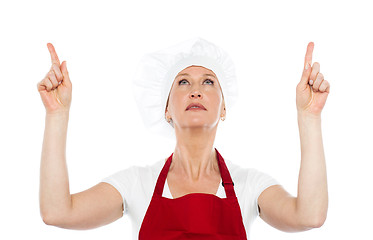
(258, 42, 329, 232)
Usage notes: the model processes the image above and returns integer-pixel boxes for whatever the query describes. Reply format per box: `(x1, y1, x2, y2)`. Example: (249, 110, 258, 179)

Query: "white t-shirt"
(101, 158, 280, 240)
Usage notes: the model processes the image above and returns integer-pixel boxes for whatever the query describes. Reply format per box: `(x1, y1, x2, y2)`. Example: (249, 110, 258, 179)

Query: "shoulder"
(224, 158, 250, 183)
(224, 158, 280, 217)
(101, 158, 165, 194)
(224, 158, 279, 191)
(138, 158, 165, 177)
(225, 158, 263, 181)
(102, 158, 165, 185)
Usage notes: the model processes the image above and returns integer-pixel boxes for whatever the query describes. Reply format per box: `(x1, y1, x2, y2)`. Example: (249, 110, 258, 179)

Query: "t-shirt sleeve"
(101, 165, 139, 215)
(248, 169, 280, 216)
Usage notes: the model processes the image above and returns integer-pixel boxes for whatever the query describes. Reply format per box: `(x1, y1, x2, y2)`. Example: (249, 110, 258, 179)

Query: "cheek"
(169, 93, 187, 113)
(207, 92, 222, 106)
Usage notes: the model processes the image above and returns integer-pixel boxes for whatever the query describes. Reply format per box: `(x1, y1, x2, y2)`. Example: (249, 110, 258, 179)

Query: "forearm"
(296, 112, 328, 228)
(39, 111, 72, 222)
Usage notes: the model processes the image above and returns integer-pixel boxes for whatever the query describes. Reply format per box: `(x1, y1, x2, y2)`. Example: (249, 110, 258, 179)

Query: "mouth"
(186, 103, 207, 111)
(187, 107, 205, 111)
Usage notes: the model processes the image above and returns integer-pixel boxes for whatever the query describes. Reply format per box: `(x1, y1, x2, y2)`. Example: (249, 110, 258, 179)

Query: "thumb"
(60, 61, 71, 86)
(299, 61, 312, 87)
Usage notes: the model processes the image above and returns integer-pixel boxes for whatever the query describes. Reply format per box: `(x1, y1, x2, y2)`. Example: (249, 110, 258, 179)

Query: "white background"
(1, 0, 372, 239)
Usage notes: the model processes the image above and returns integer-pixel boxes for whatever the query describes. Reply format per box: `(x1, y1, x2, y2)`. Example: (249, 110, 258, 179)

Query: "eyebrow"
(175, 73, 217, 79)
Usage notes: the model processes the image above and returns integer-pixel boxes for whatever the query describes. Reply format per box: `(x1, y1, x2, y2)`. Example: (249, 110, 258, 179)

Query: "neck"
(170, 126, 219, 181)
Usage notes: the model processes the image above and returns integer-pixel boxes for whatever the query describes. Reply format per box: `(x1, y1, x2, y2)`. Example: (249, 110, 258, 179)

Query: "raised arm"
(38, 43, 123, 229)
(257, 42, 329, 232)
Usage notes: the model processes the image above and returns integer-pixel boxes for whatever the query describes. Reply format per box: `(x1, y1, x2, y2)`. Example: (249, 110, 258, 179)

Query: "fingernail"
(305, 63, 310, 70)
(309, 79, 313, 85)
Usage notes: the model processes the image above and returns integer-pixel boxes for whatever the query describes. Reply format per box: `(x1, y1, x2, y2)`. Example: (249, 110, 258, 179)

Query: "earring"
(221, 115, 225, 121)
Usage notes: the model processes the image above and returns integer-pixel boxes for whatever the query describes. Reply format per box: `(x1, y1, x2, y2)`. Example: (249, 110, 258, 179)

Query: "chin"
(181, 120, 215, 128)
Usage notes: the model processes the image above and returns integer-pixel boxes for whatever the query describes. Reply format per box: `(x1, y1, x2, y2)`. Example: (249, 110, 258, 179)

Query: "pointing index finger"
(47, 43, 61, 66)
(304, 42, 314, 69)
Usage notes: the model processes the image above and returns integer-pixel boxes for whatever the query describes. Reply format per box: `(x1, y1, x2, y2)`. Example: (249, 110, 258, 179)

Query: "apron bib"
(139, 148, 247, 239)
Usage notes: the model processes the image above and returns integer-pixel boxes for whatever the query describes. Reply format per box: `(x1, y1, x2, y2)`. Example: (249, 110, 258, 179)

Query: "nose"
(190, 90, 203, 99)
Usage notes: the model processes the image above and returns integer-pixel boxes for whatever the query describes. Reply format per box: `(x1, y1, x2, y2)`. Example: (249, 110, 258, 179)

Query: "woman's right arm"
(38, 43, 123, 230)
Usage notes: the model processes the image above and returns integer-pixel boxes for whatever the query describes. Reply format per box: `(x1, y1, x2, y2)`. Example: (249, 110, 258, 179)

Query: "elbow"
(40, 205, 56, 226)
(313, 215, 327, 228)
(297, 201, 328, 230)
(41, 212, 56, 226)
(306, 214, 327, 229)
(296, 210, 327, 230)
(40, 210, 66, 227)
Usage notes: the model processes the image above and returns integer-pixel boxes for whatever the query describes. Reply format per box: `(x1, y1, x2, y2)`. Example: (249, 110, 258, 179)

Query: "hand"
(37, 43, 72, 114)
(296, 42, 330, 118)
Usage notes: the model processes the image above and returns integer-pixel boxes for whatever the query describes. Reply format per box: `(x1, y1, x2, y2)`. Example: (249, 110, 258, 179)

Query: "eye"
(178, 79, 188, 85)
(204, 78, 214, 85)
(178, 79, 214, 85)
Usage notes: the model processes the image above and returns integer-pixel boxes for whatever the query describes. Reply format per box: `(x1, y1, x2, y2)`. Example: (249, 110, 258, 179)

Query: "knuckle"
(313, 80, 321, 87)
(53, 66, 63, 81)
(42, 77, 49, 85)
(320, 84, 326, 91)
(47, 77, 55, 87)
(49, 75, 56, 84)
(57, 72, 63, 81)
(45, 80, 52, 91)
(318, 78, 324, 85)
(311, 70, 318, 77)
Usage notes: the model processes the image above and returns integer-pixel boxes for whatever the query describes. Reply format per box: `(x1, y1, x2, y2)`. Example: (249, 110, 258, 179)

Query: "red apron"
(138, 148, 247, 240)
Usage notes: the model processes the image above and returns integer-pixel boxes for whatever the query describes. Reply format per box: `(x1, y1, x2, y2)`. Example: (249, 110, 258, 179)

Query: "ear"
(165, 107, 169, 119)
(165, 102, 171, 119)
(221, 100, 226, 117)
(165, 94, 172, 117)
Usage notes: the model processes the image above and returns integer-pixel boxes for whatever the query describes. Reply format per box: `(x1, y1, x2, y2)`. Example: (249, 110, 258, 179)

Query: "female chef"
(38, 37, 329, 239)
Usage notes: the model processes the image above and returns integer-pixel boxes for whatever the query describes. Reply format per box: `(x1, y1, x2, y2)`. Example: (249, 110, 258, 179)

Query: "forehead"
(175, 65, 218, 79)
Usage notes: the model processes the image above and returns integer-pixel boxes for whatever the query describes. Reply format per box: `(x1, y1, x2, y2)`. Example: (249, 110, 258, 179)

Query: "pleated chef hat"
(132, 37, 239, 140)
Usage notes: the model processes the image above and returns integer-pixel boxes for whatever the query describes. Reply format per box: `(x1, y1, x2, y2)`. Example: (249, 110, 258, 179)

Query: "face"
(165, 65, 226, 130)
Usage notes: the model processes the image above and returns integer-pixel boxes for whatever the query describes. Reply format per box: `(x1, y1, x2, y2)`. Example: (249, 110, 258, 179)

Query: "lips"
(186, 102, 207, 110)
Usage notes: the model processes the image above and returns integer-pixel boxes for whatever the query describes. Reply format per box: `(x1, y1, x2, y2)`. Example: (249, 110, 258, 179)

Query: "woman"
(38, 38, 329, 239)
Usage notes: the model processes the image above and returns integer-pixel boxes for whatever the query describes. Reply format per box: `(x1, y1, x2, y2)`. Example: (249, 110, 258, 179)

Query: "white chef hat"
(132, 37, 239, 140)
